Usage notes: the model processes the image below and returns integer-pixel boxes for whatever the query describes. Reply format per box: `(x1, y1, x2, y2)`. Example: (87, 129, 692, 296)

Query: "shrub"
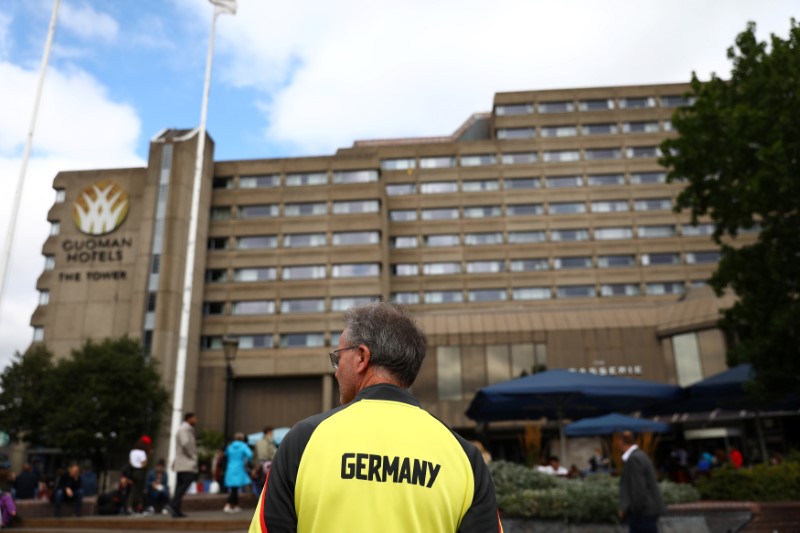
(696, 461, 800, 501)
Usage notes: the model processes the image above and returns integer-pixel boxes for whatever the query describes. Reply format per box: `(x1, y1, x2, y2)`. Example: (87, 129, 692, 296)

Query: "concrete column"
(322, 374, 334, 412)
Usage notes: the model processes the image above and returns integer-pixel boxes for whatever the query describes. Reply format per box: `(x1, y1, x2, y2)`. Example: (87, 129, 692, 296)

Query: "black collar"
(355, 383, 421, 407)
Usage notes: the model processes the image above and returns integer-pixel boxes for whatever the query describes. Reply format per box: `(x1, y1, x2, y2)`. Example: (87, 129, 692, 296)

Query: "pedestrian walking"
(165, 412, 197, 519)
(224, 433, 253, 513)
(617, 431, 666, 533)
(126, 435, 151, 514)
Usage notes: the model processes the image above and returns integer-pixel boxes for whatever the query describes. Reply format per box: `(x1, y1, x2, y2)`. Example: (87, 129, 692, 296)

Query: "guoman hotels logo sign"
(72, 180, 130, 236)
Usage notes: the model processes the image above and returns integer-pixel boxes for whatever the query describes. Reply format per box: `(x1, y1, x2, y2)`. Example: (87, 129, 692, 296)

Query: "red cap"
(140, 435, 152, 445)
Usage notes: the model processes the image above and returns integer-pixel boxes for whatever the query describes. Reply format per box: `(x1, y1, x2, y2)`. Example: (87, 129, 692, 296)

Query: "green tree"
(660, 20, 800, 399)
(0, 344, 55, 445)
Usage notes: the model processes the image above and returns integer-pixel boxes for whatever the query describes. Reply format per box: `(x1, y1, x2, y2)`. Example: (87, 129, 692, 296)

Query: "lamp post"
(222, 336, 239, 444)
(166, 0, 236, 493)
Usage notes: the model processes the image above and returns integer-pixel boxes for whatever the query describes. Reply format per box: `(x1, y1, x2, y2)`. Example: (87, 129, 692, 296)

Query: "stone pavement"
(14, 509, 253, 533)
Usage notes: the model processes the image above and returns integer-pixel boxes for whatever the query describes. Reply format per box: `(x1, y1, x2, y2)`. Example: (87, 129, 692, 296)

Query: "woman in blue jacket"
(223, 433, 253, 513)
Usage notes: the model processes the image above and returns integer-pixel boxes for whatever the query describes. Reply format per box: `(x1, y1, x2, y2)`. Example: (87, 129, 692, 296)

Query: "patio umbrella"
(565, 413, 670, 437)
(466, 369, 682, 460)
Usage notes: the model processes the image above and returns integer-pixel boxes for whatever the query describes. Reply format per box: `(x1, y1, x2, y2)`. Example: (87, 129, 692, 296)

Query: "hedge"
(695, 461, 800, 501)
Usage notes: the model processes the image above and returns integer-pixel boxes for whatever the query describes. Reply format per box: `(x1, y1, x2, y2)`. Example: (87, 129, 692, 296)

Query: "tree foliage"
(0, 337, 169, 467)
(659, 20, 800, 400)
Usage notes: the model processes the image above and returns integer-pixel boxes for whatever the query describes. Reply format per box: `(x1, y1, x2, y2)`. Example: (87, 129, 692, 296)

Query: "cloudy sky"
(0, 0, 795, 370)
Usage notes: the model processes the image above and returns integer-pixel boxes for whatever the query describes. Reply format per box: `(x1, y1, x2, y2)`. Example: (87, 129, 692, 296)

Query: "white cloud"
(58, 1, 118, 43)
(0, 59, 143, 371)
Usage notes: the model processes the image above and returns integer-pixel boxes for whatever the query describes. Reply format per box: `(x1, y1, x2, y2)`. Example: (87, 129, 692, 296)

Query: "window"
(507, 203, 544, 216)
(496, 127, 535, 139)
(237, 235, 277, 249)
(425, 234, 460, 247)
(203, 302, 225, 315)
(634, 198, 672, 211)
(437, 346, 463, 400)
(44, 255, 55, 270)
(390, 236, 418, 248)
(594, 227, 633, 240)
(686, 251, 720, 264)
(585, 148, 622, 160)
(333, 170, 378, 184)
(549, 202, 586, 214)
(579, 99, 614, 111)
(463, 205, 501, 218)
(601, 284, 640, 297)
(381, 158, 416, 170)
(462, 179, 500, 192)
(502, 152, 538, 165)
(425, 291, 463, 304)
(543, 150, 580, 163)
(423, 262, 461, 275)
(240, 175, 279, 189)
(238, 335, 274, 349)
(623, 121, 659, 133)
(468, 289, 507, 302)
(505, 177, 540, 189)
(513, 287, 551, 300)
(582, 123, 618, 135)
(390, 210, 417, 221)
(598, 255, 636, 268)
(206, 269, 228, 282)
(464, 232, 503, 246)
(332, 231, 379, 246)
(554, 256, 592, 270)
(285, 202, 327, 216)
(49, 221, 60, 236)
(672, 332, 703, 386)
(546, 176, 583, 188)
(239, 204, 278, 218)
(642, 253, 680, 266)
(286, 172, 328, 187)
(284, 233, 327, 248)
(495, 103, 533, 115)
(508, 231, 546, 244)
(213, 177, 232, 189)
(645, 282, 685, 295)
(630, 172, 666, 184)
(55, 189, 66, 203)
(207, 237, 228, 250)
(391, 292, 420, 304)
(386, 183, 416, 196)
(663, 120, 673, 131)
(626, 146, 660, 158)
(32, 326, 44, 342)
(332, 200, 379, 214)
(588, 174, 626, 186)
(38, 290, 49, 306)
(420, 181, 458, 194)
(540, 125, 578, 138)
(510, 258, 548, 272)
(331, 296, 378, 311)
(467, 260, 504, 273)
(281, 299, 325, 313)
(682, 224, 714, 236)
(201, 336, 223, 350)
(461, 154, 497, 167)
(282, 265, 326, 280)
(619, 96, 656, 109)
(211, 206, 232, 220)
(332, 263, 380, 278)
(591, 200, 629, 213)
(661, 95, 693, 108)
(421, 208, 459, 220)
(639, 225, 676, 238)
(538, 101, 574, 113)
(419, 156, 456, 169)
(234, 267, 276, 282)
(280, 333, 325, 347)
(557, 285, 597, 298)
(551, 228, 589, 242)
(232, 300, 275, 315)
(392, 264, 419, 276)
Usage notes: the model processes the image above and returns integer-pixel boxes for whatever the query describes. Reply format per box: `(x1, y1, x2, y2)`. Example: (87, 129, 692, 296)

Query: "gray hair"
(344, 301, 427, 387)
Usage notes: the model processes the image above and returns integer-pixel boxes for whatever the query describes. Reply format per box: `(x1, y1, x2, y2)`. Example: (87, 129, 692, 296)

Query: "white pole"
(166, 0, 236, 493)
(0, 0, 61, 327)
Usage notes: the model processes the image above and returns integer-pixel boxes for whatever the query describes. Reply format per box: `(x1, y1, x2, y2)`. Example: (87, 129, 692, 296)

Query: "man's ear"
(355, 344, 371, 374)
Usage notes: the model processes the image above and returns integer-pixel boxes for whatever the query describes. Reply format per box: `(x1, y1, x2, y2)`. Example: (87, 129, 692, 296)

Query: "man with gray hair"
(249, 301, 503, 533)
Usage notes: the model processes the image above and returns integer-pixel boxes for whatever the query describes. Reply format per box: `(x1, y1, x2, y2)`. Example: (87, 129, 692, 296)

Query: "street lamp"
(222, 336, 239, 443)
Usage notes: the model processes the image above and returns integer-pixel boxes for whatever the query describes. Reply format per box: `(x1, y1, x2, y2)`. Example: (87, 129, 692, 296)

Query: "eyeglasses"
(328, 346, 358, 370)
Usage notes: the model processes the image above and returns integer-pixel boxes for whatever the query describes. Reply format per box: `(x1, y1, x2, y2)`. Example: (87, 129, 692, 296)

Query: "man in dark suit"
(617, 431, 666, 533)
